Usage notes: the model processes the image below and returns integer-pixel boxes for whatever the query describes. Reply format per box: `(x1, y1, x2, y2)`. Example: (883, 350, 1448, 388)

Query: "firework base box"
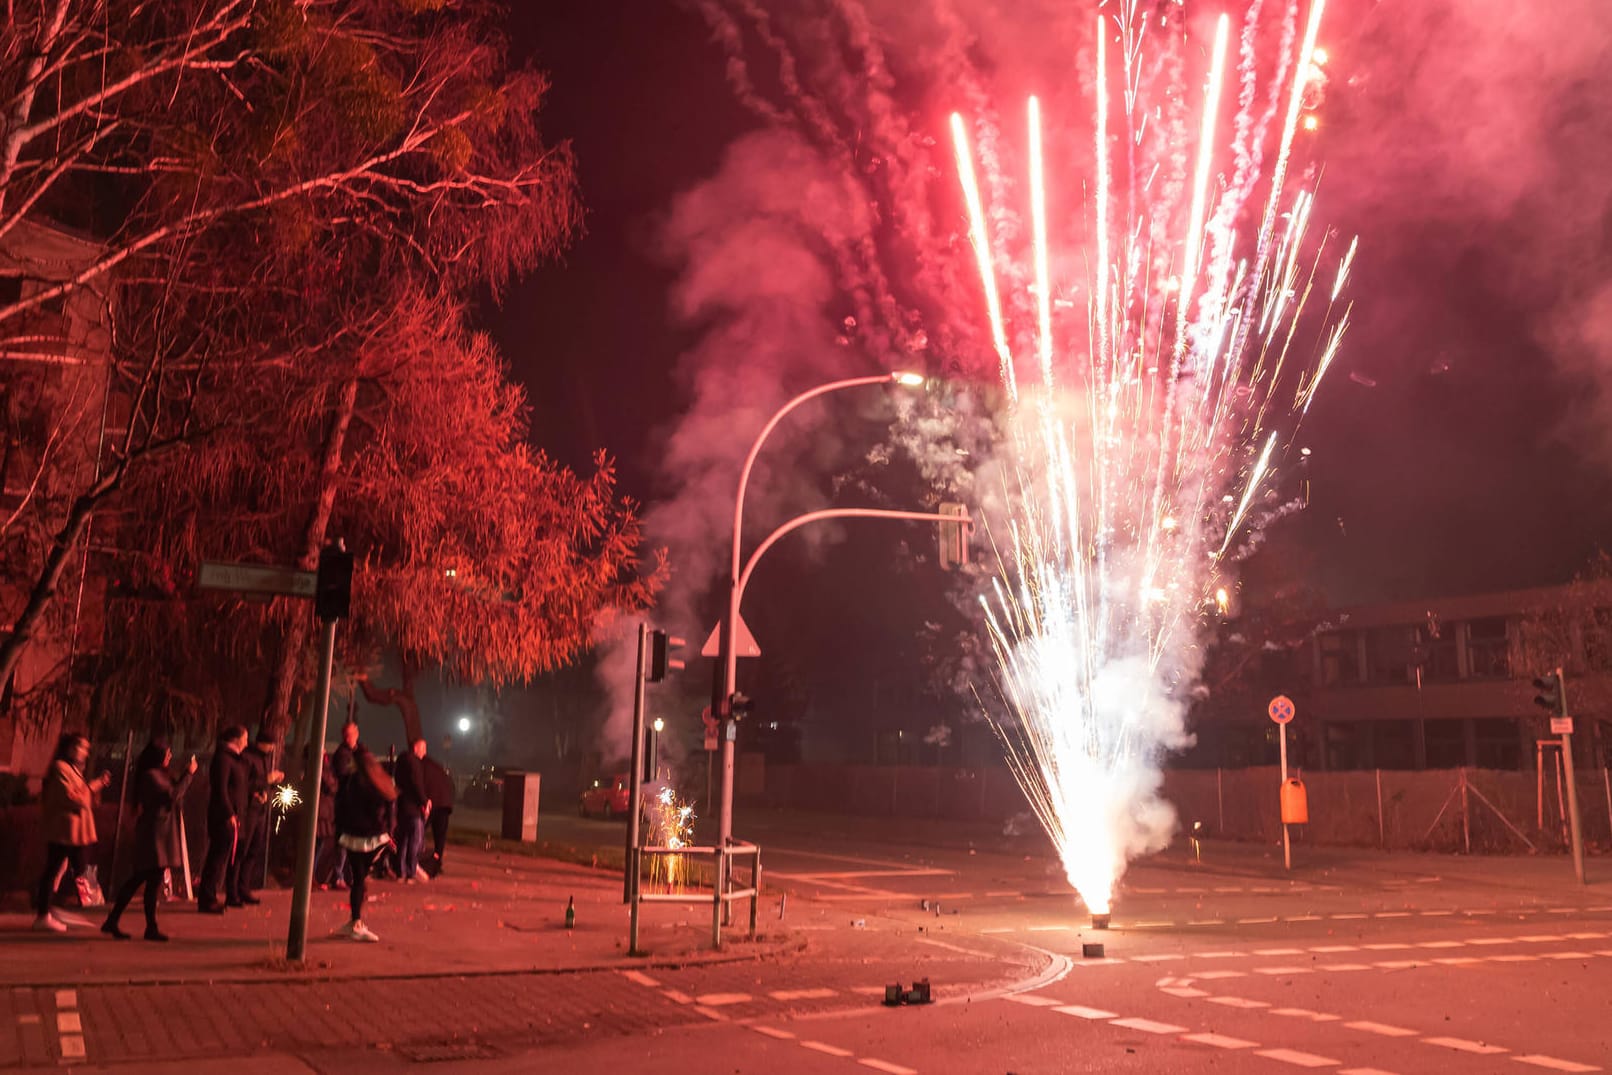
(882, 979, 934, 1007)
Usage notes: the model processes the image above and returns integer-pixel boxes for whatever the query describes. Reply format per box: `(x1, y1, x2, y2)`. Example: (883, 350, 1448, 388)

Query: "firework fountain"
(951, 0, 1353, 919)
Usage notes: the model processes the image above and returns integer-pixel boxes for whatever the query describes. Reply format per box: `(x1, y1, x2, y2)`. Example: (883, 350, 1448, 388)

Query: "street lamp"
(715, 370, 928, 855)
(651, 717, 664, 780)
(457, 716, 471, 734)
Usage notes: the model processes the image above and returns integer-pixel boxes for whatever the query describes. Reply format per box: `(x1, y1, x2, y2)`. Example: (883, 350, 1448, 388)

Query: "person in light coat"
(33, 732, 110, 932)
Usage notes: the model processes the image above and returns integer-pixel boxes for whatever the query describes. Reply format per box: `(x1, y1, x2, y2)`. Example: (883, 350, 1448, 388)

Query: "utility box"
(501, 770, 540, 842)
(1280, 777, 1309, 825)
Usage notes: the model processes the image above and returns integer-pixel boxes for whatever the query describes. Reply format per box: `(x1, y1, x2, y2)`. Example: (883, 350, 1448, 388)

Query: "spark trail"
(955, 1, 1352, 915)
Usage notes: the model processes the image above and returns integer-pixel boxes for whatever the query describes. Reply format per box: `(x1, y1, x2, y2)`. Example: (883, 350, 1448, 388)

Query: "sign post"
(1269, 695, 1296, 871)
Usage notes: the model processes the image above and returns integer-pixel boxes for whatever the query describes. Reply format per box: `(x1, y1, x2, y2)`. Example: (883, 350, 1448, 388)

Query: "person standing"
(393, 738, 430, 883)
(325, 720, 361, 887)
(232, 731, 283, 905)
(102, 739, 196, 941)
(34, 733, 111, 932)
(333, 743, 397, 942)
(422, 749, 454, 876)
(197, 726, 248, 914)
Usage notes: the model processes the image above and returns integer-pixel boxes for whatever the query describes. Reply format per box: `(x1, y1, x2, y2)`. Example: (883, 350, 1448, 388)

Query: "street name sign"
(198, 561, 316, 599)
(1552, 717, 1574, 736)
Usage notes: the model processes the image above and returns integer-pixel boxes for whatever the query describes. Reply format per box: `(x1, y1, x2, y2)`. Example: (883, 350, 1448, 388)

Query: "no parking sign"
(1268, 695, 1295, 725)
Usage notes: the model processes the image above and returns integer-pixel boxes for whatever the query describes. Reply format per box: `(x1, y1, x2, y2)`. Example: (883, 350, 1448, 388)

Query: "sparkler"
(272, 783, 300, 834)
(955, 1, 1352, 917)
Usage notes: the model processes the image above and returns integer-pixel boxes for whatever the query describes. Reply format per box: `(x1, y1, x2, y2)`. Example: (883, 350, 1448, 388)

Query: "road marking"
(1566, 932, 1606, 940)
(1187, 919, 1227, 926)
(1544, 951, 1592, 960)
(801, 1041, 855, 1058)
(56, 1012, 81, 1034)
(1415, 941, 1464, 949)
(1053, 1005, 1118, 1020)
(1271, 1008, 1340, 1022)
(1256, 1048, 1339, 1067)
(622, 971, 660, 987)
(858, 1060, 918, 1075)
(1004, 994, 1061, 1007)
(59, 1035, 85, 1060)
(1241, 917, 1280, 925)
(1317, 963, 1373, 971)
(1424, 1037, 1508, 1054)
(1420, 910, 1455, 916)
(850, 987, 889, 996)
(1161, 987, 1208, 998)
(1373, 960, 1423, 970)
(1374, 911, 1412, 918)
(1514, 1056, 1600, 1072)
(1182, 1032, 1259, 1049)
(1331, 913, 1369, 920)
(1362, 943, 1413, 951)
(1311, 945, 1360, 953)
(663, 989, 694, 1004)
(979, 927, 1013, 934)
(1131, 954, 1183, 963)
(54, 991, 76, 1009)
(18, 1014, 40, 1025)
(752, 1026, 795, 1040)
(1285, 915, 1325, 922)
(693, 1006, 729, 1022)
(1110, 1017, 1188, 1034)
(1198, 951, 1240, 958)
(1345, 1021, 1417, 1037)
(1468, 937, 1515, 945)
(1253, 966, 1312, 975)
(1208, 996, 1269, 1009)
(1491, 954, 1541, 962)
(985, 889, 1020, 897)
(1253, 947, 1305, 955)
(1433, 957, 1482, 965)
(1214, 886, 1246, 893)
(1339, 1069, 1401, 1075)
(1195, 970, 1247, 980)
(1128, 921, 1172, 929)
(1026, 925, 1067, 932)
(1518, 935, 1565, 943)
(770, 988, 838, 1001)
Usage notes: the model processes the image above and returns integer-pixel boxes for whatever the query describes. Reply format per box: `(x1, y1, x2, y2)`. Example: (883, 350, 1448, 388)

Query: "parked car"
(578, 773, 630, 819)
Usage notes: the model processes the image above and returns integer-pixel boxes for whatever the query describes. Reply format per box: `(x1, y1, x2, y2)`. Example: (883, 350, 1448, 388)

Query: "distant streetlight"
(457, 716, 472, 733)
(649, 716, 664, 781)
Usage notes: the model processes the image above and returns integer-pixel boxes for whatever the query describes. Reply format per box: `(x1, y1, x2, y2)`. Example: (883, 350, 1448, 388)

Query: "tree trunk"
(260, 377, 359, 742)
(358, 660, 423, 747)
(0, 459, 126, 703)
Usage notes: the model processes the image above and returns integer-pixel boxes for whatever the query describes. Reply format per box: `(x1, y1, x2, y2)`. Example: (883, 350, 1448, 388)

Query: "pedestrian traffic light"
(1533, 668, 1568, 718)
(648, 630, 685, 683)
(938, 502, 970, 571)
(315, 544, 353, 622)
(728, 692, 752, 721)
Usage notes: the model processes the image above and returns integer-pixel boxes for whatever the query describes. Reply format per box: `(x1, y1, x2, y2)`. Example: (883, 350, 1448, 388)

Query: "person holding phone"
(34, 732, 110, 932)
(102, 738, 196, 941)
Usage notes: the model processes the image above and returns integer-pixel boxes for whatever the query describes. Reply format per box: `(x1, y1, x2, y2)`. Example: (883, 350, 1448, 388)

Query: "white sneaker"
(334, 919, 357, 937)
(350, 921, 379, 942)
(32, 914, 66, 933)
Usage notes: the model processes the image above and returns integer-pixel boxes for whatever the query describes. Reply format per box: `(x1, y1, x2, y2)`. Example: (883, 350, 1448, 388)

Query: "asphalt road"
(456, 807, 1612, 1074)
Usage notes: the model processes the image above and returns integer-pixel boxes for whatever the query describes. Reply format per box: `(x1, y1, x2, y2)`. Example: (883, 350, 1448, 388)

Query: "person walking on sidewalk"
(197, 726, 248, 914)
(422, 749, 454, 876)
(232, 730, 283, 904)
(33, 732, 111, 932)
(102, 739, 196, 941)
(393, 738, 430, 883)
(333, 743, 397, 942)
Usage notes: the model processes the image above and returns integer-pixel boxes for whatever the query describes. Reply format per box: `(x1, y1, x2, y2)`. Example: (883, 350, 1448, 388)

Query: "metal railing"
(628, 840, 761, 953)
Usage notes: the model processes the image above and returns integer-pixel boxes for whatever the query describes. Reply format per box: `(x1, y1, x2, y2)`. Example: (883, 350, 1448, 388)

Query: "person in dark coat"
(333, 744, 397, 942)
(393, 738, 430, 883)
(197, 726, 248, 914)
(312, 746, 341, 888)
(422, 749, 454, 876)
(102, 738, 196, 941)
(325, 720, 361, 886)
(231, 730, 282, 904)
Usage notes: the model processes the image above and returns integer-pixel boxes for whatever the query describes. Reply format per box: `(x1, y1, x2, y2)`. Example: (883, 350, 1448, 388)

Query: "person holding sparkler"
(233, 730, 284, 904)
(102, 738, 196, 941)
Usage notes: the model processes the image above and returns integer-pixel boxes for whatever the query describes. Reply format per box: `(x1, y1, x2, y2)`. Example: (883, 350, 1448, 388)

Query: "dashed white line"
(54, 991, 76, 1009)
(752, 1026, 795, 1040)
(693, 1006, 728, 1022)
(770, 988, 838, 1001)
(622, 970, 661, 987)
(1253, 966, 1312, 976)
(1195, 969, 1248, 980)
(1339, 1068, 1401, 1075)
(1331, 913, 1370, 920)
(1182, 1032, 1259, 1049)
(801, 1041, 855, 1058)
(1271, 1008, 1340, 1022)
(1253, 947, 1305, 955)
(1423, 1036, 1508, 1055)
(59, 1036, 86, 1060)
(1513, 1056, 1601, 1072)
(1317, 963, 1373, 972)
(1415, 940, 1464, 949)
(858, 1060, 918, 1075)
(1004, 994, 1061, 1007)
(1255, 1047, 1340, 1067)
(1110, 1017, 1189, 1034)
(1311, 945, 1360, 953)
(1054, 1004, 1119, 1020)
(1375, 912, 1413, 919)
(1208, 996, 1269, 1009)
(695, 992, 752, 1006)
(1132, 954, 1184, 963)
(1241, 917, 1280, 925)
(1362, 942, 1413, 951)
(1344, 1021, 1417, 1038)
(1161, 986, 1209, 998)
(663, 989, 694, 1004)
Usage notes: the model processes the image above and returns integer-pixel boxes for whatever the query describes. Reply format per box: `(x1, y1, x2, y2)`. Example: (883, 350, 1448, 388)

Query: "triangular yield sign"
(701, 614, 761, 658)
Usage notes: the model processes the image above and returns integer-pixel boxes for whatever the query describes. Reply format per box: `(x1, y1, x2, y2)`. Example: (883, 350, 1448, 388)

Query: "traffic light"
(1533, 668, 1568, 718)
(648, 630, 685, 683)
(315, 544, 353, 622)
(728, 691, 752, 721)
(938, 502, 970, 570)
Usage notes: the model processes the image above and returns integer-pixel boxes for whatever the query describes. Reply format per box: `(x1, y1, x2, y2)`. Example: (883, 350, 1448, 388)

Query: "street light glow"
(457, 716, 471, 733)
(892, 370, 926, 387)
(652, 717, 665, 733)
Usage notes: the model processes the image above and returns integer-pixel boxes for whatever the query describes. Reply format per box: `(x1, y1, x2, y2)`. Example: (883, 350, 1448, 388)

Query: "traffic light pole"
(286, 615, 337, 961)
(1562, 727, 1585, 885)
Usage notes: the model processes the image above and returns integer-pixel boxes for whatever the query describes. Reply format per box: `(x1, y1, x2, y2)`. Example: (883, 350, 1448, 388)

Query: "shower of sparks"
(272, 783, 300, 834)
(955, 0, 1352, 916)
(646, 785, 697, 893)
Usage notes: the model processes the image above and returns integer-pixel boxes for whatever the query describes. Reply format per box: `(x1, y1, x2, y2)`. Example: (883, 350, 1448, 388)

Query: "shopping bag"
(75, 864, 105, 907)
